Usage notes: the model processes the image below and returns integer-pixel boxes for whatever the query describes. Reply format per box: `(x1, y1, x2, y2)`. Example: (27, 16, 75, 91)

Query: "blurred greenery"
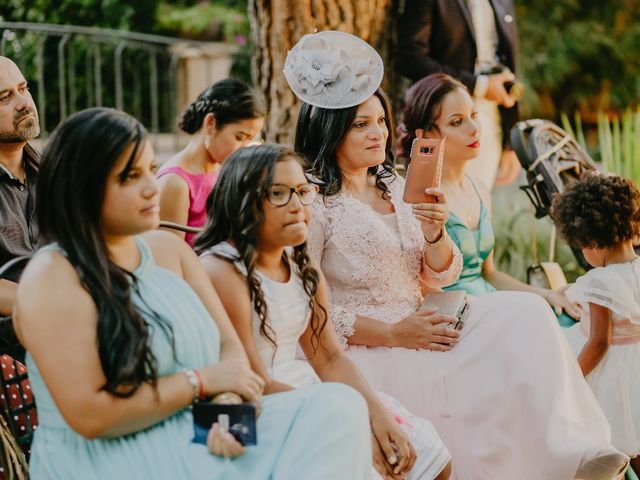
(0, 0, 158, 32)
(561, 109, 640, 186)
(491, 184, 584, 283)
(515, 0, 640, 119)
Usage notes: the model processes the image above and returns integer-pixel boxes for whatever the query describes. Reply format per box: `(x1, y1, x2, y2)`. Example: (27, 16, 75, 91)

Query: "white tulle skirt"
(345, 291, 615, 480)
(565, 324, 640, 456)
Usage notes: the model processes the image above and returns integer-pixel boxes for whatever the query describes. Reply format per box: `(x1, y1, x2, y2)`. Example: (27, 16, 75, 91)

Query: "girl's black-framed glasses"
(266, 183, 319, 207)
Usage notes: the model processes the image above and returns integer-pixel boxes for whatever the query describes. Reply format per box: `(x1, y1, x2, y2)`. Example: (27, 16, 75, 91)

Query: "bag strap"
(0, 256, 30, 281)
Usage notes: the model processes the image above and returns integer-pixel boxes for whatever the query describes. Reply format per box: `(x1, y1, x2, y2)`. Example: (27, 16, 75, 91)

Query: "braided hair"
(178, 79, 265, 134)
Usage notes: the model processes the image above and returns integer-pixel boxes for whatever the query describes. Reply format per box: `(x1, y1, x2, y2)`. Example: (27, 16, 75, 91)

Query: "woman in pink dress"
(286, 31, 628, 480)
(158, 79, 265, 245)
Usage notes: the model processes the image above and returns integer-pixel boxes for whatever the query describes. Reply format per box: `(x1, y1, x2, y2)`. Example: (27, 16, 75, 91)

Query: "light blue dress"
(443, 178, 576, 327)
(26, 237, 372, 480)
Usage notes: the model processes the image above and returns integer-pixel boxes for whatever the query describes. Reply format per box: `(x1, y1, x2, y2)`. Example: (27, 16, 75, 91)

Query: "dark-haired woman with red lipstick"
(398, 73, 580, 319)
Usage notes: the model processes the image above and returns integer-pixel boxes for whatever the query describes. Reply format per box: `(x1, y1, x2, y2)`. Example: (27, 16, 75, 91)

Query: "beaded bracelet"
(184, 369, 202, 403)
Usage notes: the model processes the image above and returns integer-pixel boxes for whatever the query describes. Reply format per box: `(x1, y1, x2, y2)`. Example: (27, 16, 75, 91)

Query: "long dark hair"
(37, 107, 172, 397)
(178, 78, 266, 134)
(294, 89, 396, 198)
(194, 144, 327, 357)
(397, 73, 466, 163)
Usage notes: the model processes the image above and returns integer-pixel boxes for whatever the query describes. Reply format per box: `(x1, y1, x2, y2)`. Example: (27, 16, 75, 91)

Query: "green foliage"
(515, 0, 640, 117)
(0, 0, 158, 32)
(491, 185, 584, 283)
(155, 2, 248, 42)
(561, 109, 640, 186)
(154, 2, 252, 82)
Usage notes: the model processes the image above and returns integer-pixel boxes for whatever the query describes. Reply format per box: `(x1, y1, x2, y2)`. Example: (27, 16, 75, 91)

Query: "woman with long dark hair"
(158, 79, 265, 245)
(397, 73, 580, 326)
(195, 143, 452, 480)
(13, 107, 373, 479)
(288, 30, 628, 480)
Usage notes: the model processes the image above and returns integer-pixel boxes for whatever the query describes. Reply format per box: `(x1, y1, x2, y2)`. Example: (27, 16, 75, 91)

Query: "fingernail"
(388, 454, 397, 464)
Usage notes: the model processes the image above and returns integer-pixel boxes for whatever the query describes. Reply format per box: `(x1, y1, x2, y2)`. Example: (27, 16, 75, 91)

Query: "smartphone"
(192, 402, 257, 446)
(403, 137, 446, 204)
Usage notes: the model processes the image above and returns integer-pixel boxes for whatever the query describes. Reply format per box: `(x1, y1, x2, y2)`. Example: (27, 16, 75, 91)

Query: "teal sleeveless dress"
(26, 237, 372, 479)
(443, 179, 576, 327)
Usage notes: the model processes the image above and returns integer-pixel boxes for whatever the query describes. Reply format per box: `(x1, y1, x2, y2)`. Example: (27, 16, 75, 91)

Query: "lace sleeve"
(422, 240, 463, 288)
(330, 304, 357, 348)
(307, 200, 327, 265)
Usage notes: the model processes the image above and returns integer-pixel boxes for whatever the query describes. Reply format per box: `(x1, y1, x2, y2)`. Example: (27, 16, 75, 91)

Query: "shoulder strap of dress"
(200, 242, 248, 275)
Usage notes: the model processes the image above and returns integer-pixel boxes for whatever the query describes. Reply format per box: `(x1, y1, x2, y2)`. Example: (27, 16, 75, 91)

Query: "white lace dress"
(565, 258, 640, 456)
(201, 242, 451, 480)
(307, 173, 618, 480)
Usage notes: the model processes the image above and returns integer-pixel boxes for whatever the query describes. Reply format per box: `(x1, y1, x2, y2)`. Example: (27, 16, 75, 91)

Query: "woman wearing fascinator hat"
(286, 30, 629, 480)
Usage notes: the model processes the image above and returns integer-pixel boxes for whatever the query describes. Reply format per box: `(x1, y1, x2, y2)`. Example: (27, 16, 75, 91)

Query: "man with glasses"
(0, 56, 41, 317)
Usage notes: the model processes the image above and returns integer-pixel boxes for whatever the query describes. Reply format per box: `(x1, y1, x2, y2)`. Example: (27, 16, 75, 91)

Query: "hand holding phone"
(193, 401, 257, 446)
(403, 137, 445, 204)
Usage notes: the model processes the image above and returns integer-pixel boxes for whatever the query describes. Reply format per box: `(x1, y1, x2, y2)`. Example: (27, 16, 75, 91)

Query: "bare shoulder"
(15, 250, 95, 345)
(200, 252, 244, 285)
(157, 170, 189, 195)
(471, 176, 492, 213)
(142, 230, 190, 274)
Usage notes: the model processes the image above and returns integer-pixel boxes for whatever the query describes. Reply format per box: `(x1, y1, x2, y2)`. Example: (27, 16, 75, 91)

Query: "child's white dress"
(565, 257, 640, 456)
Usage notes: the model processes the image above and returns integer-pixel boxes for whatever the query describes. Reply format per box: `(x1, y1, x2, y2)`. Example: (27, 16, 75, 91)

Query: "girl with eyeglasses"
(195, 144, 453, 480)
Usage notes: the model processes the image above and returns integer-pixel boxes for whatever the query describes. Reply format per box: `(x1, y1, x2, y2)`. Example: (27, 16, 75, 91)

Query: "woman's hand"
(200, 359, 265, 404)
(547, 285, 582, 320)
(370, 407, 416, 479)
(207, 422, 246, 458)
(412, 188, 449, 243)
(390, 308, 460, 350)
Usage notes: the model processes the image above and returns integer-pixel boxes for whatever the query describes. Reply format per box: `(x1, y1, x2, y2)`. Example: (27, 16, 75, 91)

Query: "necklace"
(446, 180, 476, 227)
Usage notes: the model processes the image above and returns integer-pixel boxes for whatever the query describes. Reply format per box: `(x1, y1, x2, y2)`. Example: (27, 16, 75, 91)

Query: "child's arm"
(577, 302, 612, 376)
(200, 254, 295, 395)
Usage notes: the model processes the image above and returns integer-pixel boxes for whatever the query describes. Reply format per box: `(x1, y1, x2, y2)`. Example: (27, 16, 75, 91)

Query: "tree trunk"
(248, 0, 401, 145)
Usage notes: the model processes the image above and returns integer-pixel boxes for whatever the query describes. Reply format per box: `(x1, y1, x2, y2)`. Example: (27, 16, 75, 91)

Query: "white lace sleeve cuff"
(422, 241, 463, 288)
(330, 305, 356, 348)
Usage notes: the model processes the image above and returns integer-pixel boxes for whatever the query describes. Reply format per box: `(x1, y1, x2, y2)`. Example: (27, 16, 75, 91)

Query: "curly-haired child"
(552, 173, 640, 475)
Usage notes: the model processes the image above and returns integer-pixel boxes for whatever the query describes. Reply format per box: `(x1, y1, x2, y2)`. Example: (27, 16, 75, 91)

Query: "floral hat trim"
(283, 30, 384, 109)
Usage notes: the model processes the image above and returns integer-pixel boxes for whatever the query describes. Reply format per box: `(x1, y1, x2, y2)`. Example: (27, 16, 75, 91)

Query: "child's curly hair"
(550, 174, 640, 249)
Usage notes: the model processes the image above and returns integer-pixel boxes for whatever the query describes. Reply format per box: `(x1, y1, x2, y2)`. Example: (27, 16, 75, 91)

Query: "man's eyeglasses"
(266, 183, 319, 207)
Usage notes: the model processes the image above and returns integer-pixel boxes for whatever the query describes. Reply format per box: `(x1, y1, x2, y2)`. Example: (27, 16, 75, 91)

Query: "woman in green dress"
(397, 74, 581, 324)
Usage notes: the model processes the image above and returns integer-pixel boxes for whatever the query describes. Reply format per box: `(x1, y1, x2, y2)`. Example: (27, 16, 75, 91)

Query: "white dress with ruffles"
(565, 258, 640, 456)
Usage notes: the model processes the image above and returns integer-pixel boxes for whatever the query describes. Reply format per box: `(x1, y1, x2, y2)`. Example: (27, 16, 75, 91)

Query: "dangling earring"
(204, 134, 212, 151)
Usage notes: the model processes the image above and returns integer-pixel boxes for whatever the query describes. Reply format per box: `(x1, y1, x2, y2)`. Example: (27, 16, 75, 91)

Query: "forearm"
(347, 314, 394, 347)
(577, 341, 609, 377)
(0, 279, 17, 316)
(314, 353, 386, 419)
(423, 235, 456, 273)
(484, 270, 548, 298)
(83, 370, 196, 438)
